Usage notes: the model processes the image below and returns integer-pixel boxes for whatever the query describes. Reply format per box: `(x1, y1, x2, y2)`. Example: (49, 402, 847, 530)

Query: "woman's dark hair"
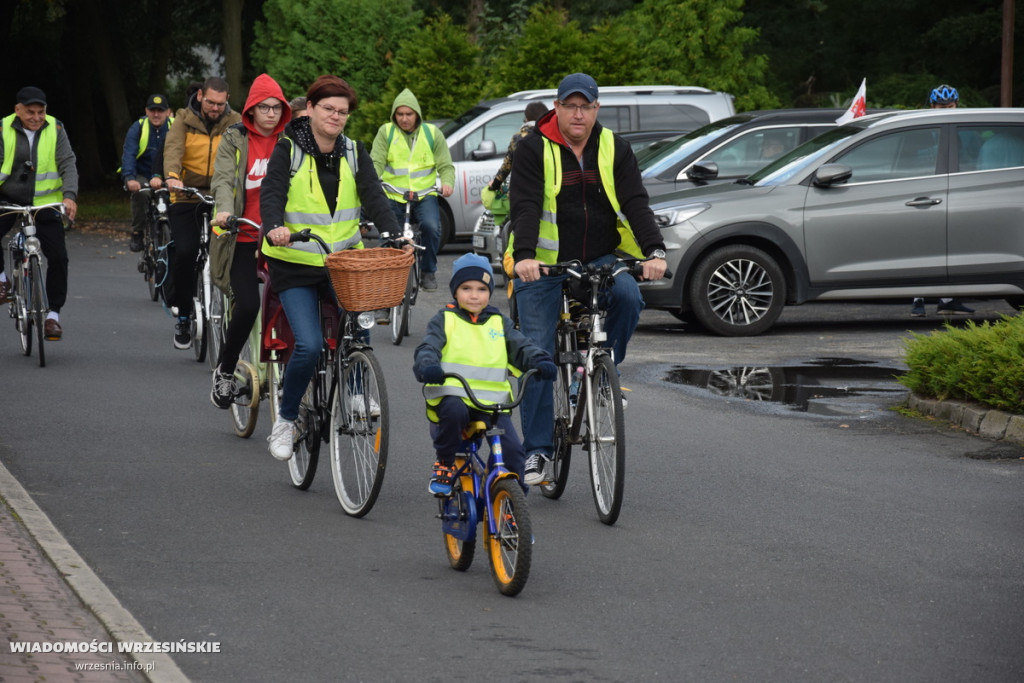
(306, 75, 358, 111)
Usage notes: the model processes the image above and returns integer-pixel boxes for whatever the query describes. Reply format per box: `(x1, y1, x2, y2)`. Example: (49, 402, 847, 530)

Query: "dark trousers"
(167, 201, 209, 316)
(430, 395, 526, 484)
(0, 208, 69, 312)
(216, 241, 260, 374)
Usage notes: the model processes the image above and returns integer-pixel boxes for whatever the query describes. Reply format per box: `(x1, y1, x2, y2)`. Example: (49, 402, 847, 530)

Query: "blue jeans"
(390, 194, 440, 274)
(276, 285, 326, 422)
(513, 253, 644, 457)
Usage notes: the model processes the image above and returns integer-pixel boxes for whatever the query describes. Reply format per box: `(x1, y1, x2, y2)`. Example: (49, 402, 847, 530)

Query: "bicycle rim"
(330, 349, 388, 517)
(288, 373, 320, 489)
(487, 479, 532, 596)
(14, 271, 31, 357)
(231, 359, 260, 438)
(30, 256, 46, 367)
(586, 354, 625, 525)
(541, 366, 572, 499)
(191, 267, 207, 362)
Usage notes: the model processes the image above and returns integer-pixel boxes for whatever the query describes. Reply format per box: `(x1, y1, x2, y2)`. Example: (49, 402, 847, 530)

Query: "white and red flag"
(836, 78, 867, 124)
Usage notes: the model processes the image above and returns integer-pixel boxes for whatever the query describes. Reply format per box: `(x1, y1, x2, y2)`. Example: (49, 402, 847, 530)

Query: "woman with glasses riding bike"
(208, 73, 292, 410)
(259, 75, 400, 462)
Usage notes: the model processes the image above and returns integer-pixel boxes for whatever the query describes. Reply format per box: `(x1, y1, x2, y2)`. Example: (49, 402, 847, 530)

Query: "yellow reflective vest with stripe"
(516, 127, 644, 264)
(0, 113, 62, 204)
(380, 122, 439, 202)
(261, 139, 363, 265)
(423, 311, 513, 423)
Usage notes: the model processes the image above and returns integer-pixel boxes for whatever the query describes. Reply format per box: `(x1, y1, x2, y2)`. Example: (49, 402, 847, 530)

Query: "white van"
(438, 85, 735, 244)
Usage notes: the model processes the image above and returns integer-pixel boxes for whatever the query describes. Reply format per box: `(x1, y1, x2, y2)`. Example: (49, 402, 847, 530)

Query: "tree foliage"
(252, 0, 422, 106)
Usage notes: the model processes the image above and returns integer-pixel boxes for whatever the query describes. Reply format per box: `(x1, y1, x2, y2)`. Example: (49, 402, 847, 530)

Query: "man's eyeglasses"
(557, 101, 598, 114)
(19, 161, 34, 182)
(255, 103, 283, 114)
(316, 104, 350, 119)
(203, 99, 228, 109)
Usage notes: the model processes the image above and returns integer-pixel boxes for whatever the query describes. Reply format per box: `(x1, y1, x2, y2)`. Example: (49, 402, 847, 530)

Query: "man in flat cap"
(121, 94, 173, 252)
(0, 86, 79, 340)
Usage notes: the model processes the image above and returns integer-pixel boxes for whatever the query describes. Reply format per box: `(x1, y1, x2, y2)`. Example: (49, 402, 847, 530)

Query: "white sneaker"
(349, 394, 381, 417)
(267, 418, 296, 461)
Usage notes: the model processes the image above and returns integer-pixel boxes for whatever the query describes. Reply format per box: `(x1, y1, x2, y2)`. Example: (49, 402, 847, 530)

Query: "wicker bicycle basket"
(325, 247, 415, 312)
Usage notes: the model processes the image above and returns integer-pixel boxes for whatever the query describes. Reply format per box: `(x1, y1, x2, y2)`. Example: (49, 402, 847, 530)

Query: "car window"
(836, 128, 940, 183)
(638, 104, 710, 132)
(640, 120, 744, 174)
(441, 106, 488, 137)
(461, 111, 524, 156)
(597, 106, 630, 131)
(709, 128, 805, 177)
(960, 125, 1024, 172)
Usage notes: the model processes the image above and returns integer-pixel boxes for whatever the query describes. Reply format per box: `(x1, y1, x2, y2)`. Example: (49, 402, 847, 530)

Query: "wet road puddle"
(665, 357, 908, 414)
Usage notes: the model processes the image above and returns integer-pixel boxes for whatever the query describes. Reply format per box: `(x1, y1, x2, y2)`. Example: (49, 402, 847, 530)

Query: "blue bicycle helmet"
(930, 84, 959, 106)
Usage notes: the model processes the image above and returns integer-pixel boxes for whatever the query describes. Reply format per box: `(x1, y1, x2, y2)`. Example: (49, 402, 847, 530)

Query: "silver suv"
(640, 108, 1024, 336)
(444, 85, 735, 244)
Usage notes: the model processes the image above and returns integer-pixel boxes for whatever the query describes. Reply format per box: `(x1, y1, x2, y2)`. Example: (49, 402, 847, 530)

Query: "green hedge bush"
(900, 315, 1024, 413)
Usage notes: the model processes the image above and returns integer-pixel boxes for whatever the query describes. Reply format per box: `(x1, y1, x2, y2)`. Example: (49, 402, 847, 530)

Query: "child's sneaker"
(429, 460, 456, 497)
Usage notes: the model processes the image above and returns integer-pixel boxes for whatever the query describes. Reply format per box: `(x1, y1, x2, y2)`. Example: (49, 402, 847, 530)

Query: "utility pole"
(1002, 0, 1015, 106)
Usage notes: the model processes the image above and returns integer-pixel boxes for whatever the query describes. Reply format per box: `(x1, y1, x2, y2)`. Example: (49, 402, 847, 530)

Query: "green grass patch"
(899, 314, 1024, 413)
(77, 185, 131, 225)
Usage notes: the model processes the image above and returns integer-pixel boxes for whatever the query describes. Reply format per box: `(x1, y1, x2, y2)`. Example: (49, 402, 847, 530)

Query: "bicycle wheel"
(29, 256, 45, 367)
(408, 255, 421, 306)
(191, 267, 207, 363)
(486, 478, 532, 596)
(12, 269, 31, 357)
(541, 365, 573, 499)
(267, 359, 282, 428)
(330, 349, 388, 517)
(585, 354, 625, 525)
(389, 270, 413, 345)
(152, 221, 169, 302)
(145, 247, 159, 301)
(288, 373, 320, 490)
(231, 358, 260, 439)
(441, 474, 476, 571)
(208, 290, 226, 371)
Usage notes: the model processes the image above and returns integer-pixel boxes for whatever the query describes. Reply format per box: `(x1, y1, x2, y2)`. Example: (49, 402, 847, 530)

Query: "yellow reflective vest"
(380, 122, 439, 202)
(423, 311, 512, 423)
(0, 113, 62, 204)
(525, 127, 644, 264)
(261, 139, 363, 266)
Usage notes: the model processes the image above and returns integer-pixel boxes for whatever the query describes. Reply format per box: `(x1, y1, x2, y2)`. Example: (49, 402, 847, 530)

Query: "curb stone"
(907, 393, 1024, 448)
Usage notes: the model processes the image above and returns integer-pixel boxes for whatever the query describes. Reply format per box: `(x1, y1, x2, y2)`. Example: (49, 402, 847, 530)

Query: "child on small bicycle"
(413, 253, 556, 496)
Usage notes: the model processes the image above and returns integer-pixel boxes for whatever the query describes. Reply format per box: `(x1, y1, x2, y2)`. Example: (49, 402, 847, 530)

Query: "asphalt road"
(1, 228, 1022, 682)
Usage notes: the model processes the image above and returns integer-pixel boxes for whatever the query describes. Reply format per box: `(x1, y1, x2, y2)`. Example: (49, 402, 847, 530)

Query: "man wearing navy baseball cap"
(507, 71, 668, 486)
(0, 86, 79, 339)
(121, 94, 173, 251)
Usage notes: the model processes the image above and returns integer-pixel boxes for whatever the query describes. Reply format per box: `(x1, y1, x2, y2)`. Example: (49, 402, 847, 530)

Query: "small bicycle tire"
(30, 256, 46, 367)
(486, 478, 532, 596)
(442, 476, 475, 571)
(330, 349, 388, 517)
(585, 354, 625, 525)
(191, 268, 208, 363)
(541, 365, 572, 499)
(231, 359, 260, 439)
(288, 373, 320, 490)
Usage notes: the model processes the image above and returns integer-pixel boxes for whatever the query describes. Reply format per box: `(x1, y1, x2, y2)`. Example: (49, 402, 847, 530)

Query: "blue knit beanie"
(450, 253, 494, 296)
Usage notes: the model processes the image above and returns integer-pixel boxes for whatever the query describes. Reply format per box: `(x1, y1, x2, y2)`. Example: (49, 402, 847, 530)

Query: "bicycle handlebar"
(171, 186, 215, 204)
(0, 201, 66, 219)
(220, 215, 261, 236)
(543, 256, 673, 281)
(440, 369, 539, 414)
(380, 182, 438, 203)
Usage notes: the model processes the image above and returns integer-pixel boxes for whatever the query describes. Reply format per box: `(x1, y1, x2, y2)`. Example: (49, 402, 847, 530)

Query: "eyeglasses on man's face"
(315, 103, 350, 119)
(557, 101, 598, 115)
(255, 103, 283, 115)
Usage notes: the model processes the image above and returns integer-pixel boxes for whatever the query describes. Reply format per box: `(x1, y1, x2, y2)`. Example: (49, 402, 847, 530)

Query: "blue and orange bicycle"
(437, 369, 538, 597)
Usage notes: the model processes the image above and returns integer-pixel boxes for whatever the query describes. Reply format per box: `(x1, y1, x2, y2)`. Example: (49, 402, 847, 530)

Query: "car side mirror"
(686, 160, 719, 181)
(812, 164, 853, 187)
(470, 140, 498, 161)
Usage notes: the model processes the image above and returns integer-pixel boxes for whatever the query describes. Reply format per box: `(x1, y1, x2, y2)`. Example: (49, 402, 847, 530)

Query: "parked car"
(639, 108, 1024, 336)
(639, 108, 870, 198)
(444, 85, 735, 246)
(620, 129, 688, 156)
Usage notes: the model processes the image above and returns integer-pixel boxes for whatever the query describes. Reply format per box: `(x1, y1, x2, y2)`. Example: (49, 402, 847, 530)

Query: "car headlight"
(654, 203, 710, 227)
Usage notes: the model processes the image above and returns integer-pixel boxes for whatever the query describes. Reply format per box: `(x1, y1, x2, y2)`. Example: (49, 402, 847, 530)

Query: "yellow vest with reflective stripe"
(135, 116, 173, 159)
(529, 127, 644, 264)
(261, 140, 363, 266)
(381, 123, 439, 201)
(0, 113, 62, 204)
(423, 311, 512, 423)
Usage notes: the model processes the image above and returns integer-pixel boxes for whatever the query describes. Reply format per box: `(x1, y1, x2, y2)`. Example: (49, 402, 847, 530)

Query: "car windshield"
(748, 124, 867, 186)
(640, 120, 745, 175)
(634, 133, 686, 166)
(440, 106, 489, 137)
